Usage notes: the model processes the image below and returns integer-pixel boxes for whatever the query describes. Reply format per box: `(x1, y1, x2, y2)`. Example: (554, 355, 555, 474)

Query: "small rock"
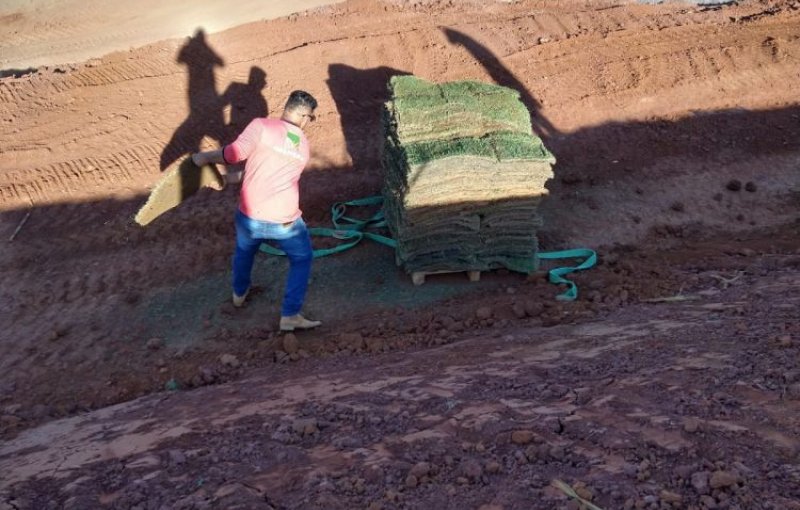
(709, 470, 739, 489)
(460, 459, 483, 480)
(549, 445, 566, 460)
(476, 306, 493, 320)
(282, 334, 299, 354)
(30, 404, 51, 419)
(660, 490, 683, 504)
(744, 181, 757, 192)
(199, 366, 217, 384)
(0, 414, 22, 428)
(405, 475, 418, 488)
(683, 417, 701, 433)
(292, 418, 318, 437)
(146, 337, 164, 351)
(485, 460, 501, 474)
(524, 300, 544, 317)
(168, 449, 186, 465)
(726, 179, 742, 191)
(365, 337, 385, 353)
(512, 303, 526, 319)
(524, 445, 541, 462)
(691, 471, 710, 494)
(340, 332, 364, 351)
(573, 483, 593, 501)
(219, 353, 240, 368)
(700, 495, 718, 508)
(409, 462, 431, 478)
(777, 335, 793, 348)
(511, 430, 535, 445)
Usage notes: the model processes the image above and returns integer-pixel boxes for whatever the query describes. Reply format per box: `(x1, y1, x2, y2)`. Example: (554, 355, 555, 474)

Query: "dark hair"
(285, 90, 317, 111)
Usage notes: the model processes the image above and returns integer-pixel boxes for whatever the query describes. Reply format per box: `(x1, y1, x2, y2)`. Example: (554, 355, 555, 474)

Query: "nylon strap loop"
(260, 195, 594, 300)
(537, 249, 598, 301)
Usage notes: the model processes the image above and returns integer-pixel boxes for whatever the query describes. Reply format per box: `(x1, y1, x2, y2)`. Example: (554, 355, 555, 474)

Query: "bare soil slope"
(1, 0, 799, 507)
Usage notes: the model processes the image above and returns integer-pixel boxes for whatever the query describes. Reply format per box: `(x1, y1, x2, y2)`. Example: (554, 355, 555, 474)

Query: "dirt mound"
(2, 266, 799, 508)
(0, 0, 799, 507)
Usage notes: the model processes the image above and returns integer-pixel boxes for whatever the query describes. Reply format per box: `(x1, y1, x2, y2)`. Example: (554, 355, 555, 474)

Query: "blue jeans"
(232, 210, 313, 316)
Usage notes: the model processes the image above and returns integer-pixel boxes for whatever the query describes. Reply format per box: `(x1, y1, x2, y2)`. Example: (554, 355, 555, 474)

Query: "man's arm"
(192, 149, 226, 167)
(191, 149, 243, 188)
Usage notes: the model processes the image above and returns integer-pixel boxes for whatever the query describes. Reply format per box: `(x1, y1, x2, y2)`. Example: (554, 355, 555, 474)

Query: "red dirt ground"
(1, 0, 799, 508)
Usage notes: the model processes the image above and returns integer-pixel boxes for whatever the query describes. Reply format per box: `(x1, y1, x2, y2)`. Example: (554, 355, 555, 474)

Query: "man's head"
(282, 90, 318, 129)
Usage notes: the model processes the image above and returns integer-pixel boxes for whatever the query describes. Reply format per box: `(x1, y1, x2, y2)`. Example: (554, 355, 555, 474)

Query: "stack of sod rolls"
(382, 76, 555, 274)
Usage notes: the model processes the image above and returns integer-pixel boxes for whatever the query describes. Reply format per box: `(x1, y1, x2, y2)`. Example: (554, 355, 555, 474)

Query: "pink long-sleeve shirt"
(223, 118, 310, 223)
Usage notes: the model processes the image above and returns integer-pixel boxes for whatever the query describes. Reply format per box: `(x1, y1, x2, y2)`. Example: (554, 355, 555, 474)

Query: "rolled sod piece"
(134, 157, 225, 226)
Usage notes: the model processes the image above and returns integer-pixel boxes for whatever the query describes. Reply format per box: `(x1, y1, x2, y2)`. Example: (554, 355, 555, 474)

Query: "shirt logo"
(286, 132, 301, 149)
(273, 130, 304, 161)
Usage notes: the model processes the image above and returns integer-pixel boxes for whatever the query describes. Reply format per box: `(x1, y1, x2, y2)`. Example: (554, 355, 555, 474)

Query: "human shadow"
(159, 29, 227, 171)
(326, 64, 410, 175)
(222, 66, 269, 141)
(443, 27, 559, 141)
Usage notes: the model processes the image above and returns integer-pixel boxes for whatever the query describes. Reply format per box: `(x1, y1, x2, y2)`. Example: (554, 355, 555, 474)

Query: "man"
(192, 90, 321, 332)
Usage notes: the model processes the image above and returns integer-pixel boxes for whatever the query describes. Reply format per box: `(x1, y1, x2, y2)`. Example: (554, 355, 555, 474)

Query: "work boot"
(232, 289, 249, 308)
(280, 314, 322, 331)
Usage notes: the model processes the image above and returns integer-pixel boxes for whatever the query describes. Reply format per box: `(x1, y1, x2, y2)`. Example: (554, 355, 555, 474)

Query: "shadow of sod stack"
(381, 76, 555, 276)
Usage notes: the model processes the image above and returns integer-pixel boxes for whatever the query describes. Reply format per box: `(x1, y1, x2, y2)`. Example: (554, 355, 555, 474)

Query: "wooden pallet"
(411, 270, 481, 286)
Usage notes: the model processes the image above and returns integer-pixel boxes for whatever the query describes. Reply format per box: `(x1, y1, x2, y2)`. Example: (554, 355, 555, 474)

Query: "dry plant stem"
(642, 294, 701, 303)
(8, 198, 33, 242)
(552, 479, 605, 510)
(709, 271, 745, 288)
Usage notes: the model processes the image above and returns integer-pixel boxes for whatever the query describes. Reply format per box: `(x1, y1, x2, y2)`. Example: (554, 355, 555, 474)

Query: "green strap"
(260, 195, 595, 301)
(537, 249, 598, 301)
(331, 196, 387, 230)
(260, 196, 395, 258)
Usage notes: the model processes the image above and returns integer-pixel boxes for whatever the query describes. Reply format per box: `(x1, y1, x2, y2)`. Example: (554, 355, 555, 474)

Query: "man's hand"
(192, 149, 226, 166)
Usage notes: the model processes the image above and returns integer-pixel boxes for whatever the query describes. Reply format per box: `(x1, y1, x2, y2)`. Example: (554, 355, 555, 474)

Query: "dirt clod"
(409, 462, 431, 478)
(511, 430, 535, 445)
(219, 353, 240, 368)
(709, 471, 739, 489)
(145, 337, 164, 350)
(726, 179, 743, 191)
(282, 334, 300, 354)
(475, 306, 493, 320)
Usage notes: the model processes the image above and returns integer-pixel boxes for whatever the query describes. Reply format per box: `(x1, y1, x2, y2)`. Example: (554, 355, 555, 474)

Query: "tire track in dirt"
(0, 2, 759, 109)
(504, 18, 800, 114)
(0, 144, 159, 209)
(0, 54, 182, 113)
(6, 5, 796, 209)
